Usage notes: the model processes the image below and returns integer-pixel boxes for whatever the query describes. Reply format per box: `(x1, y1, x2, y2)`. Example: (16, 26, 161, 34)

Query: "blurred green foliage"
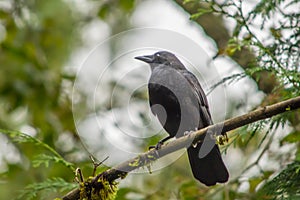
(0, 0, 81, 199)
(0, 0, 79, 136)
(256, 161, 300, 199)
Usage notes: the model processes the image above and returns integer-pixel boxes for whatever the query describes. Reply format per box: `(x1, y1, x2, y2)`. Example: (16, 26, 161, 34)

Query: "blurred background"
(0, 0, 299, 199)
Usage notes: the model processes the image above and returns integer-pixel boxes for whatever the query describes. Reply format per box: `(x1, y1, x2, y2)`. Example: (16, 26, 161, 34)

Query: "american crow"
(135, 51, 229, 186)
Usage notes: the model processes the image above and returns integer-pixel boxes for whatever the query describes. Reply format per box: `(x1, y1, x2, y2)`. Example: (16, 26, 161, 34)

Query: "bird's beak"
(134, 55, 154, 63)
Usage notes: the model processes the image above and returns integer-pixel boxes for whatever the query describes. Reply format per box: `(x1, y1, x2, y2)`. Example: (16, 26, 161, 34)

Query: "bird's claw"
(148, 141, 163, 150)
(184, 130, 194, 136)
(216, 133, 229, 145)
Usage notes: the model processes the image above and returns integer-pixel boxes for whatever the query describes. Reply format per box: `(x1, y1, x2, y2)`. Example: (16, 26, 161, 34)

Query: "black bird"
(135, 51, 229, 186)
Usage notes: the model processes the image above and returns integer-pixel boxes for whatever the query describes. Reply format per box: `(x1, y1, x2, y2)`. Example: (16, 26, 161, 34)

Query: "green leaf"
(16, 178, 78, 200)
(183, 0, 196, 4)
(281, 131, 300, 144)
(249, 177, 263, 193)
(190, 8, 213, 20)
(33, 154, 75, 170)
(0, 129, 75, 171)
(295, 147, 300, 161)
(256, 161, 300, 199)
(119, 0, 135, 12)
(98, 3, 110, 19)
(115, 187, 143, 200)
(179, 181, 205, 199)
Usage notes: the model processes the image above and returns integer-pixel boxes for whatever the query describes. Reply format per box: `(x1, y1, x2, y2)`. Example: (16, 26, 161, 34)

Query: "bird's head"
(135, 51, 185, 70)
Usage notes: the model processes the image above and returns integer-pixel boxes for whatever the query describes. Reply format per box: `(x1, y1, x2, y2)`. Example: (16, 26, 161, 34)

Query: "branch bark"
(62, 96, 300, 200)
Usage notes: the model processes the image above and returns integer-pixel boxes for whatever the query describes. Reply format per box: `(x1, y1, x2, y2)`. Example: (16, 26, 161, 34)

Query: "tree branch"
(62, 96, 300, 200)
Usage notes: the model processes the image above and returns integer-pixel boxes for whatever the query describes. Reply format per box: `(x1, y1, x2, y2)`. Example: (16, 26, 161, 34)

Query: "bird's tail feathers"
(187, 144, 229, 186)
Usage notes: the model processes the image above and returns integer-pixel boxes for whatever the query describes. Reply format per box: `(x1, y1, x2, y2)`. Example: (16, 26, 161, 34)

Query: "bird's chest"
(148, 68, 195, 107)
(148, 68, 202, 136)
(148, 68, 183, 109)
(148, 82, 180, 113)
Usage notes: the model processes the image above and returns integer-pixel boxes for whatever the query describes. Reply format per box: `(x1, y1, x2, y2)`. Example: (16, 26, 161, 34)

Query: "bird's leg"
(184, 128, 199, 148)
(149, 135, 173, 150)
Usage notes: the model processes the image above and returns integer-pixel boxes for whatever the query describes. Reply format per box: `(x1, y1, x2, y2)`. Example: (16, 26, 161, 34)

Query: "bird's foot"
(148, 141, 164, 150)
(216, 132, 229, 145)
(184, 130, 195, 136)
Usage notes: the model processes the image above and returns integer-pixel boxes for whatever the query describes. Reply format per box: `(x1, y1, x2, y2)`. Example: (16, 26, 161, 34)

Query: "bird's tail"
(187, 144, 229, 186)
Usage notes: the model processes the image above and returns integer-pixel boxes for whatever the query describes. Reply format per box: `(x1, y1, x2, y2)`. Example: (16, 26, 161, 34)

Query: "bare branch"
(62, 96, 300, 200)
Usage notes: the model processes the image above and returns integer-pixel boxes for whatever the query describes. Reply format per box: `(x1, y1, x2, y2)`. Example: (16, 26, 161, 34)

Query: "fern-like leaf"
(16, 177, 78, 200)
(257, 161, 300, 199)
(33, 154, 75, 170)
(0, 129, 75, 171)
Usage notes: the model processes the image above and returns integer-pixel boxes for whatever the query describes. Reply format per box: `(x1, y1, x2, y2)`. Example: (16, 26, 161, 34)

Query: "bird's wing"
(182, 70, 213, 126)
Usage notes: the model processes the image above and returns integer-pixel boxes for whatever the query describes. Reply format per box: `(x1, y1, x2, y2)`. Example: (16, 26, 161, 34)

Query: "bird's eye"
(156, 53, 160, 57)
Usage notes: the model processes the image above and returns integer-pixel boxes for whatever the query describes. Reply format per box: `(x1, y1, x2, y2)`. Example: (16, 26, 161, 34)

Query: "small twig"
(74, 168, 84, 183)
(90, 155, 109, 177)
(242, 130, 276, 174)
